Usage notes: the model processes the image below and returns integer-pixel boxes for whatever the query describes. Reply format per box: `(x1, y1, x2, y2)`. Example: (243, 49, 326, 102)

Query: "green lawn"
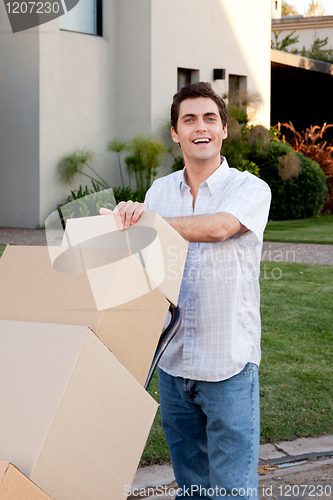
(0, 245, 6, 257)
(142, 261, 333, 465)
(264, 214, 333, 244)
(259, 261, 333, 443)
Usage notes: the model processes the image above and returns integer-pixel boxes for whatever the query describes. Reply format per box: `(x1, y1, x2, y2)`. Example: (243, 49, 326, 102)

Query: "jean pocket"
(235, 362, 256, 377)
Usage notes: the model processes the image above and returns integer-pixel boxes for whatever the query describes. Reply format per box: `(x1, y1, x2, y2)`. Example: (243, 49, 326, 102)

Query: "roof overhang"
(271, 48, 333, 76)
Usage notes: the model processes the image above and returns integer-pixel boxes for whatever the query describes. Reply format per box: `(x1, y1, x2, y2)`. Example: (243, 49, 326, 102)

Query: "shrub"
(112, 186, 145, 204)
(249, 140, 327, 220)
(58, 135, 166, 207)
(223, 114, 327, 220)
(124, 135, 166, 200)
(278, 122, 333, 213)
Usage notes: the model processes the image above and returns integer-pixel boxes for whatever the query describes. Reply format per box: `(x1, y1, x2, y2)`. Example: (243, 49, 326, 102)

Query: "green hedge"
(248, 140, 327, 220)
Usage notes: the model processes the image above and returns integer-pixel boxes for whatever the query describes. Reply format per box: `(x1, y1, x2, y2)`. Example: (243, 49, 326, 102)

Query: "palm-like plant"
(106, 140, 128, 189)
(124, 135, 166, 198)
(58, 149, 110, 190)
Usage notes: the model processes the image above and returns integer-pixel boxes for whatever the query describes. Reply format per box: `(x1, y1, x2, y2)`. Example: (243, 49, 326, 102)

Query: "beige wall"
(272, 16, 333, 52)
(0, 10, 40, 228)
(39, 6, 117, 226)
(0, 1, 119, 228)
(115, 0, 152, 140)
(151, 0, 271, 135)
(271, 0, 282, 20)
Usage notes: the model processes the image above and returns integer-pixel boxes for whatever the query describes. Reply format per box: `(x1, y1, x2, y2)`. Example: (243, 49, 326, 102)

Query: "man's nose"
(195, 118, 208, 132)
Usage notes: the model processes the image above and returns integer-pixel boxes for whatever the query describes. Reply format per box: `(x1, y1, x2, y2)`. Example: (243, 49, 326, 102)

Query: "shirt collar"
(179, 156, 230, 197)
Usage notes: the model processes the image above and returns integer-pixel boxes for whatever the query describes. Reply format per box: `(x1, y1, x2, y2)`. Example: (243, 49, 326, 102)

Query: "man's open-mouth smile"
(192, 137, 212, 144)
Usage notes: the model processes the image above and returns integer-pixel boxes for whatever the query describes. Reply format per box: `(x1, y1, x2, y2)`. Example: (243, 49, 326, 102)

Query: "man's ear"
(222, 124, 228, 140)
(171, 126, 180, 145)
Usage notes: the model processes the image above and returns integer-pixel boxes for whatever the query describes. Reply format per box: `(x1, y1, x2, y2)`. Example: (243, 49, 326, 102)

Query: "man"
(101, 82, 271, 498)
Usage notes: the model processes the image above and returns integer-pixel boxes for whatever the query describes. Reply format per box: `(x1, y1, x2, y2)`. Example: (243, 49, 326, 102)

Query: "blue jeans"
(158, 363, 260, 499)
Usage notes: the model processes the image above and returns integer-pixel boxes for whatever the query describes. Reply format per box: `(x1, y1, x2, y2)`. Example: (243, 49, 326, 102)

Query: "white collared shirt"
(145, 158, 271, 381)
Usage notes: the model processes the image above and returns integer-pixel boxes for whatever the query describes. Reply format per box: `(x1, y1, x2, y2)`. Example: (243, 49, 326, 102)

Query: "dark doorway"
(271, 61, 333, 141)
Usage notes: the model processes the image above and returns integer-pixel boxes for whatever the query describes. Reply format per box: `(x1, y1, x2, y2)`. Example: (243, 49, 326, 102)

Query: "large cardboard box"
(0, 320, 158, 500)
(0, 211, 188, 500)
(0, 211, 188, 386)
(50, 210, 187, 309)
(0, 462, 52, 500)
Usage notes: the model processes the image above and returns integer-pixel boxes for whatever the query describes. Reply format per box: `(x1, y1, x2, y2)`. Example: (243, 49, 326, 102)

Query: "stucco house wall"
(272, 15, 333, 53)
(151, 0, 271, 137)
(39, 6, 117, 227)
(0, 16, 40, 228)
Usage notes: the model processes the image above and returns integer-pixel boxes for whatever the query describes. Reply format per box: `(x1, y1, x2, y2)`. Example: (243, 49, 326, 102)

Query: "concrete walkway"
(262, 241, 333, 266)
(131, 436, 333, 499)
(0, 227, 332, 265)
(0, 227, 47, 246)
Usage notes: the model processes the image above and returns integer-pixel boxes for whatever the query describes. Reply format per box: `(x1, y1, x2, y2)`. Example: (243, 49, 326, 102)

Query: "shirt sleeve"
(217, 172, 271, 247)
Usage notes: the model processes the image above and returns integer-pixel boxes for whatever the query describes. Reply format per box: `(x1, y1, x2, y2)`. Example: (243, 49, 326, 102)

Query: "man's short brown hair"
(171, 82, 227, 132)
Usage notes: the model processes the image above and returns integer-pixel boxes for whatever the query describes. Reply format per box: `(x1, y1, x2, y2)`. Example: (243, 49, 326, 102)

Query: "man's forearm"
(165, 213, 247, 243)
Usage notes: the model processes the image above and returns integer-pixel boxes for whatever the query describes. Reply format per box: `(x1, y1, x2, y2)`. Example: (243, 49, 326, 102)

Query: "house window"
(60, 0, 102, 36)
(177, 68, 200, 91)
(228, 75, 247, 115)
(229, 75, 247, 97)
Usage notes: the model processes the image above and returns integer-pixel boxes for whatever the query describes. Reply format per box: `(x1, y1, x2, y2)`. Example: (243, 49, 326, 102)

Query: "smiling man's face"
(171, 97, 227, 168)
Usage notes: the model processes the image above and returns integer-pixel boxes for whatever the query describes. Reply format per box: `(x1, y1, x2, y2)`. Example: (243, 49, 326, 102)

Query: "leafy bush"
(278, 122, 333, 213)
(171, 155, 185, 172)
(112, 186, 145, 204)
(271, 30, 299, 53)
(300, 36, 333, 64)
(248, 140, 327, 220)
(222, 100, 327, 220)
(124, 135, 166, 200)
(58, 135, 166, 207)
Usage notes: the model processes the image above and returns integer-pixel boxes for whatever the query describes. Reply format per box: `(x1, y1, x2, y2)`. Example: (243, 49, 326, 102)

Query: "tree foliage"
(304, 0, 327, 17)
(271, 30, 299, 53)
(272, 31, 333, 64)
(301, 36, 333, 63)
(281, 1, 299, 16)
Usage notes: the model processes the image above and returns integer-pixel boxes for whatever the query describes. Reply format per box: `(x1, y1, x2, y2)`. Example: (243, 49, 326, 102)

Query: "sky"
(289, 0, 333, 15)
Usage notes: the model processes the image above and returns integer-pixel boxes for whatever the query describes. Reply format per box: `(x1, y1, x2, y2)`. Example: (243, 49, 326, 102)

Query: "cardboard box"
(0, 211, 188, 500)
(0, 212, 188, 386)
(0, 462, 53, 500)
(0, 320, 158, 500)
(49, 210, 187, 308)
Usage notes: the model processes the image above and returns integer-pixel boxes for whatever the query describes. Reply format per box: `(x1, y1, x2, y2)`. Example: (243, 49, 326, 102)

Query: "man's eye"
(207, 117, 215, 121)
(185, 118, 193, 122)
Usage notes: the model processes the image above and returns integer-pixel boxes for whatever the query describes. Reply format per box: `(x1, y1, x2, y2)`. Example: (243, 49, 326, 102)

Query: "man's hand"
(99, 201, 146, 230)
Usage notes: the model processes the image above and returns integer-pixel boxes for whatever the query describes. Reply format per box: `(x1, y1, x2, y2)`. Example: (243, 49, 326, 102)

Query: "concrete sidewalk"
(261, 241, 333, 266)
(0, 227, 332, 265)
(131, 436, 333, 499)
